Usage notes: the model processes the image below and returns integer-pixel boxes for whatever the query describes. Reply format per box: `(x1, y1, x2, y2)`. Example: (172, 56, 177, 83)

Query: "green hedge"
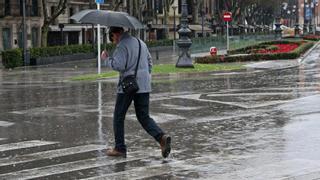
(195, 41, 314, 64)
(146, 39, 173, 47)
(302, 35, 320, 41)
(1, 39, 175, 69)
(1, 49, 23, 69)
(2, 44, 94, 69)
(30, 44, 94, 59)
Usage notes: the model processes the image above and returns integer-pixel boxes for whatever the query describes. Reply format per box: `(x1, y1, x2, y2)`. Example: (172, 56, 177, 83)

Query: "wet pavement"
(0, 43, 320, 179)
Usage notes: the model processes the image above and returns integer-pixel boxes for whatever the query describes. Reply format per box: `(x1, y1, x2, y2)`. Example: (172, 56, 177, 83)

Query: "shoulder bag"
(120, 38, 141, 95)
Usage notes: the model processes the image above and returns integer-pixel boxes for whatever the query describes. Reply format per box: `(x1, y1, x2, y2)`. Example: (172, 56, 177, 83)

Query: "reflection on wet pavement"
(0, 45, 320, 179)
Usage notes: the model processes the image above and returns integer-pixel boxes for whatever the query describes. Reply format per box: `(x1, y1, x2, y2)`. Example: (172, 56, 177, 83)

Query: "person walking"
(101, 26, 171, 158)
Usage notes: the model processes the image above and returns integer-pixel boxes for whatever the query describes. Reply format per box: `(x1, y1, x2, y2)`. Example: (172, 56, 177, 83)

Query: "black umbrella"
(70, 9, 144, 29)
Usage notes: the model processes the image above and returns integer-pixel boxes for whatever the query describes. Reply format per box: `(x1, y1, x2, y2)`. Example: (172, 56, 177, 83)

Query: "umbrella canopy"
(70, 10, 144, 29)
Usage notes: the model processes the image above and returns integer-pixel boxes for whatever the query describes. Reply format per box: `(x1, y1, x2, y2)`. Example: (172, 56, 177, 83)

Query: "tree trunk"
(40, 0, 67, 47)
(41, 25, 49, 47)
(163, 0, 174, 39)
(163, 0, 168, 39)
(192, 0, 200, 24)
(111, 0, 123, 11)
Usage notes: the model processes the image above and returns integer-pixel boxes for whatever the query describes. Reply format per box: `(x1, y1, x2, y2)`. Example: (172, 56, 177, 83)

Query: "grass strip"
(70, 63, 244, 81)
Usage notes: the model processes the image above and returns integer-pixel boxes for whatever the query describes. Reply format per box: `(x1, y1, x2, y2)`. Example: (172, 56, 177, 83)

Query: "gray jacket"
(107, 32, 152, 93)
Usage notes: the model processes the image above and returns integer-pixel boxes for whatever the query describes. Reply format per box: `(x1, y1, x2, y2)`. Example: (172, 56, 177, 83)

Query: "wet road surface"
(0, 43, 320, 179)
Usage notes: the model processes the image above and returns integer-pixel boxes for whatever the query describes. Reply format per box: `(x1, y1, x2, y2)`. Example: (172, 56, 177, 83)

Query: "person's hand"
(101, 50, 109, 60)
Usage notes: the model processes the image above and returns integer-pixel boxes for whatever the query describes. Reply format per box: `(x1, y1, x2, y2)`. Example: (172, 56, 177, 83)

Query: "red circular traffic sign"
(223, 12, 232, 22)
(210, 47, 217, 56)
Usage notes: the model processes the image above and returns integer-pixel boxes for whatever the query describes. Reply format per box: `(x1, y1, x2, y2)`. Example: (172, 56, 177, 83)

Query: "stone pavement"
(0, 45, 320, 179)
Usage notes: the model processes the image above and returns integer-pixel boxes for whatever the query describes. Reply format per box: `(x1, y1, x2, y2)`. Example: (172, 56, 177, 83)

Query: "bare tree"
(191, 0, 204, 24)
(111, 0, 123, 11)
(41, 0, 68, 47)
(162, 0, 174, 38)
(215, 0, 278, 25)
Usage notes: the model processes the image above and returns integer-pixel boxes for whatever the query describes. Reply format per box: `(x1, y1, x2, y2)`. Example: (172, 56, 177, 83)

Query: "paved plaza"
(0, 44, 320, 179)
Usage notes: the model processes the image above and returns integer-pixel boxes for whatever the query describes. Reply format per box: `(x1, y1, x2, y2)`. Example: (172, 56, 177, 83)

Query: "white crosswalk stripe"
(0, 151, 153, 180)
(0, 139, 184, 180)
(0, 144, 106, 167)
(0, 121, 14, 127)
(82, 154, 220, 180)
(0, 140, 58, 153)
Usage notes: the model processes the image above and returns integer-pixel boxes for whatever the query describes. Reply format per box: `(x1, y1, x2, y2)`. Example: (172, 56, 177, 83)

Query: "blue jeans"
(113, 93, 164, 153)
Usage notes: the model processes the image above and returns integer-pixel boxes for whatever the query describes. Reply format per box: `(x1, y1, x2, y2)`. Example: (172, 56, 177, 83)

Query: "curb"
(297, 41, 320, 64)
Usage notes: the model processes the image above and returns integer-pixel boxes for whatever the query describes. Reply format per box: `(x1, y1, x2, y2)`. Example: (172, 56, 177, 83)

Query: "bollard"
(156, 50, 159, 60)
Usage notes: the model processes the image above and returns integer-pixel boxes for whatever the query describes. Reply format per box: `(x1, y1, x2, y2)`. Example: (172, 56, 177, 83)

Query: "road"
(0, 43, 320, 179)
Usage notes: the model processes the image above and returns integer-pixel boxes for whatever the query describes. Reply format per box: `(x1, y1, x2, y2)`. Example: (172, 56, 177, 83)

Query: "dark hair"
(109, 26, 124, 33)
(108, 27, 124, 42)
(108, 32, 114, 42)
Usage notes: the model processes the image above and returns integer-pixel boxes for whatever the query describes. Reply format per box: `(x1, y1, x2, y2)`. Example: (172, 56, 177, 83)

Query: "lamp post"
(294, 3, 300, 37)
(303, 0, 309, 35)
(201, 9, 205, 37)
(275, 1, 283, 40)
(176, 0, 193, 68)
(316, 2, 319, 28)
(172, 5, 177, 40)
(59, 23, 64, 45)
(22, 0, 29, 66)
(309, 1, 315, 34)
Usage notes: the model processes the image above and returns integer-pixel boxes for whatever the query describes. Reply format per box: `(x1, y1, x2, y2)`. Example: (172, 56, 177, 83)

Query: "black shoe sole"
(162, 136, 171, 158)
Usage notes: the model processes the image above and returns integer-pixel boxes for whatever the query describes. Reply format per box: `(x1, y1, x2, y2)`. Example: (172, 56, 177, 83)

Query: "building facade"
(0, 0, 217, 51)
(0, 0, 42, 51)
(0, 0, 112, 51)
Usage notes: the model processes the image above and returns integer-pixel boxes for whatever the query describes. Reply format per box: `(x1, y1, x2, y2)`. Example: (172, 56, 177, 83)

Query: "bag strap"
(134, 38, 141, 77)
(124, 38, 141, 78)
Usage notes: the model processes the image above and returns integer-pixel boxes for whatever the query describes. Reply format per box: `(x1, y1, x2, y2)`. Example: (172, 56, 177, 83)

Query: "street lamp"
(156, 10, 159, 24)
(201, 8, 205, 37)
(303, 0, 309, 35)
(59, 23, 64, 45)
(275, 1, 283, 39)
(172, 5, 177, 40)
(293, 5, 299, 37)
(309, 1, 315, 34)
(22, 0, 30, 66)
(316, 2, 319, 28)
(176, 0, 193, 68)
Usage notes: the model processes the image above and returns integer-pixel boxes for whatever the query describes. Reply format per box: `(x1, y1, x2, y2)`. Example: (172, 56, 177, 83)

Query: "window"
(2, 28, 12, 50)
(31, 0, 38, 16)
(51, 6, 55, 16)
(147, 0, 152, 10)
(178, 0, 192, 15)
(20, 0, 23, 16)
(69, 8, 75, 24)
(187, 0, 192, 15)
(31, 27, 39, 47)
(18, 31, 23, 48)
(155, 0, 163, 14)
(18, 24, 28, 48)
(5, 0, 11, 16)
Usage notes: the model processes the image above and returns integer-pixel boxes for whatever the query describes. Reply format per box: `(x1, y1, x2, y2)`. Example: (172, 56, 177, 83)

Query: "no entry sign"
(223, 12, 232, 22)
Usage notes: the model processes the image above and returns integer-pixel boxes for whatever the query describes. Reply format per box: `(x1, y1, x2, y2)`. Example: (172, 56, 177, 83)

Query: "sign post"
(96, 0, 104, 74)
(223, 12, 232, 52)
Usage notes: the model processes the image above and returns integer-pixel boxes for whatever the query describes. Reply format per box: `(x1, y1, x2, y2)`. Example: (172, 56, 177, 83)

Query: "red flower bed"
(257, 44, 299, 54)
